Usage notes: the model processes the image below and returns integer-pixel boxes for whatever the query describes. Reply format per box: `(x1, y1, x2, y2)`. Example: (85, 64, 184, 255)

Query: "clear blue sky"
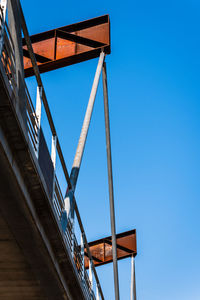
(22, 0, 200, 299)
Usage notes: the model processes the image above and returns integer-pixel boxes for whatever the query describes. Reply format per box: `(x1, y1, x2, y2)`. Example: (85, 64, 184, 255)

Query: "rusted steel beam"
(84, 229, 137, 269)
(22, 15, 110, 77)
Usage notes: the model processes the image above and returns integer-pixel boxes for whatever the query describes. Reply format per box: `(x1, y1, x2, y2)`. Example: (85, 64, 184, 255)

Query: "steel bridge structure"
(0, 1, 137, 299)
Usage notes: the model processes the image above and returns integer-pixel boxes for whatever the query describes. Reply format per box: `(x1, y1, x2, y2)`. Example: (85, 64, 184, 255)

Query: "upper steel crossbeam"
(22, 15, 110, 77)
(84, 229, 137, 269)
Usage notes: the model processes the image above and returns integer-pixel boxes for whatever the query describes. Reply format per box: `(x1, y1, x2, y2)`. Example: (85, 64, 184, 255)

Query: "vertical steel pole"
(102, 61, 120, 300)
(130, 255, 136, 300)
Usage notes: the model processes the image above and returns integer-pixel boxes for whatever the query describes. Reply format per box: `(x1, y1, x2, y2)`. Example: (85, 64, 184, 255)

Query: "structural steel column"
(7, 0, 26, 125)
(130, 255, 136, 300)
(102, 61, 120, 300)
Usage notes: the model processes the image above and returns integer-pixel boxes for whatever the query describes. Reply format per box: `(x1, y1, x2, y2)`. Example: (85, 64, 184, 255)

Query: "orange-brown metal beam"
(22, 15, 110, 77)
(84, 229, 137, 269)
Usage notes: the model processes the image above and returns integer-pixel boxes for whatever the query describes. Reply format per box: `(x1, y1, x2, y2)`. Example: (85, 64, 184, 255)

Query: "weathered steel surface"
(23, 15, 110, 77)
(85, 229, 137, 269)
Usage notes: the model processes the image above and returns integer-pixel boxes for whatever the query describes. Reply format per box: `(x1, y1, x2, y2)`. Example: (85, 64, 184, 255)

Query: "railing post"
(35, 86, 42, 158)
(71, 216, 75, 256)
(81, 233, 85, 281)
(0, 0, 7, 55)
(51, 135, 57, 168)
(89, 259, 93, 294)
(51, 134, 57, 202)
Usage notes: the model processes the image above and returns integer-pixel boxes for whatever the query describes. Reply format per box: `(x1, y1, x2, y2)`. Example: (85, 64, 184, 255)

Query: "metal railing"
(25, 84, 39, 152)
(0, 3, 103, 300)
(0, 7, 17, 96)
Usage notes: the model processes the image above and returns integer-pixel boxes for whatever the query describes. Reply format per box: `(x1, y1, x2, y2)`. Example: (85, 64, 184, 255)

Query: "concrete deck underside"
(0, 60, 86, 300)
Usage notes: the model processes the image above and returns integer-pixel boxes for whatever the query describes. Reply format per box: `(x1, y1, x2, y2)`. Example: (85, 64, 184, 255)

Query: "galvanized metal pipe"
(130, 255, 136, 300)
(102, 61, 120, 300)
(70, 51, 105, 190)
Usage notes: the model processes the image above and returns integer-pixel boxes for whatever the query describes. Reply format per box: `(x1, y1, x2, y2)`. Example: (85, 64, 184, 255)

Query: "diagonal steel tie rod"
(70, 51, 105, 191)
(64, 51, 105, 220)
(102, 61, 120, 300)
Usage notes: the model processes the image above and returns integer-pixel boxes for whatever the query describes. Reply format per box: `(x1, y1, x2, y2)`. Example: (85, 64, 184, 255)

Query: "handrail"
(18, 3, 72, 189)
